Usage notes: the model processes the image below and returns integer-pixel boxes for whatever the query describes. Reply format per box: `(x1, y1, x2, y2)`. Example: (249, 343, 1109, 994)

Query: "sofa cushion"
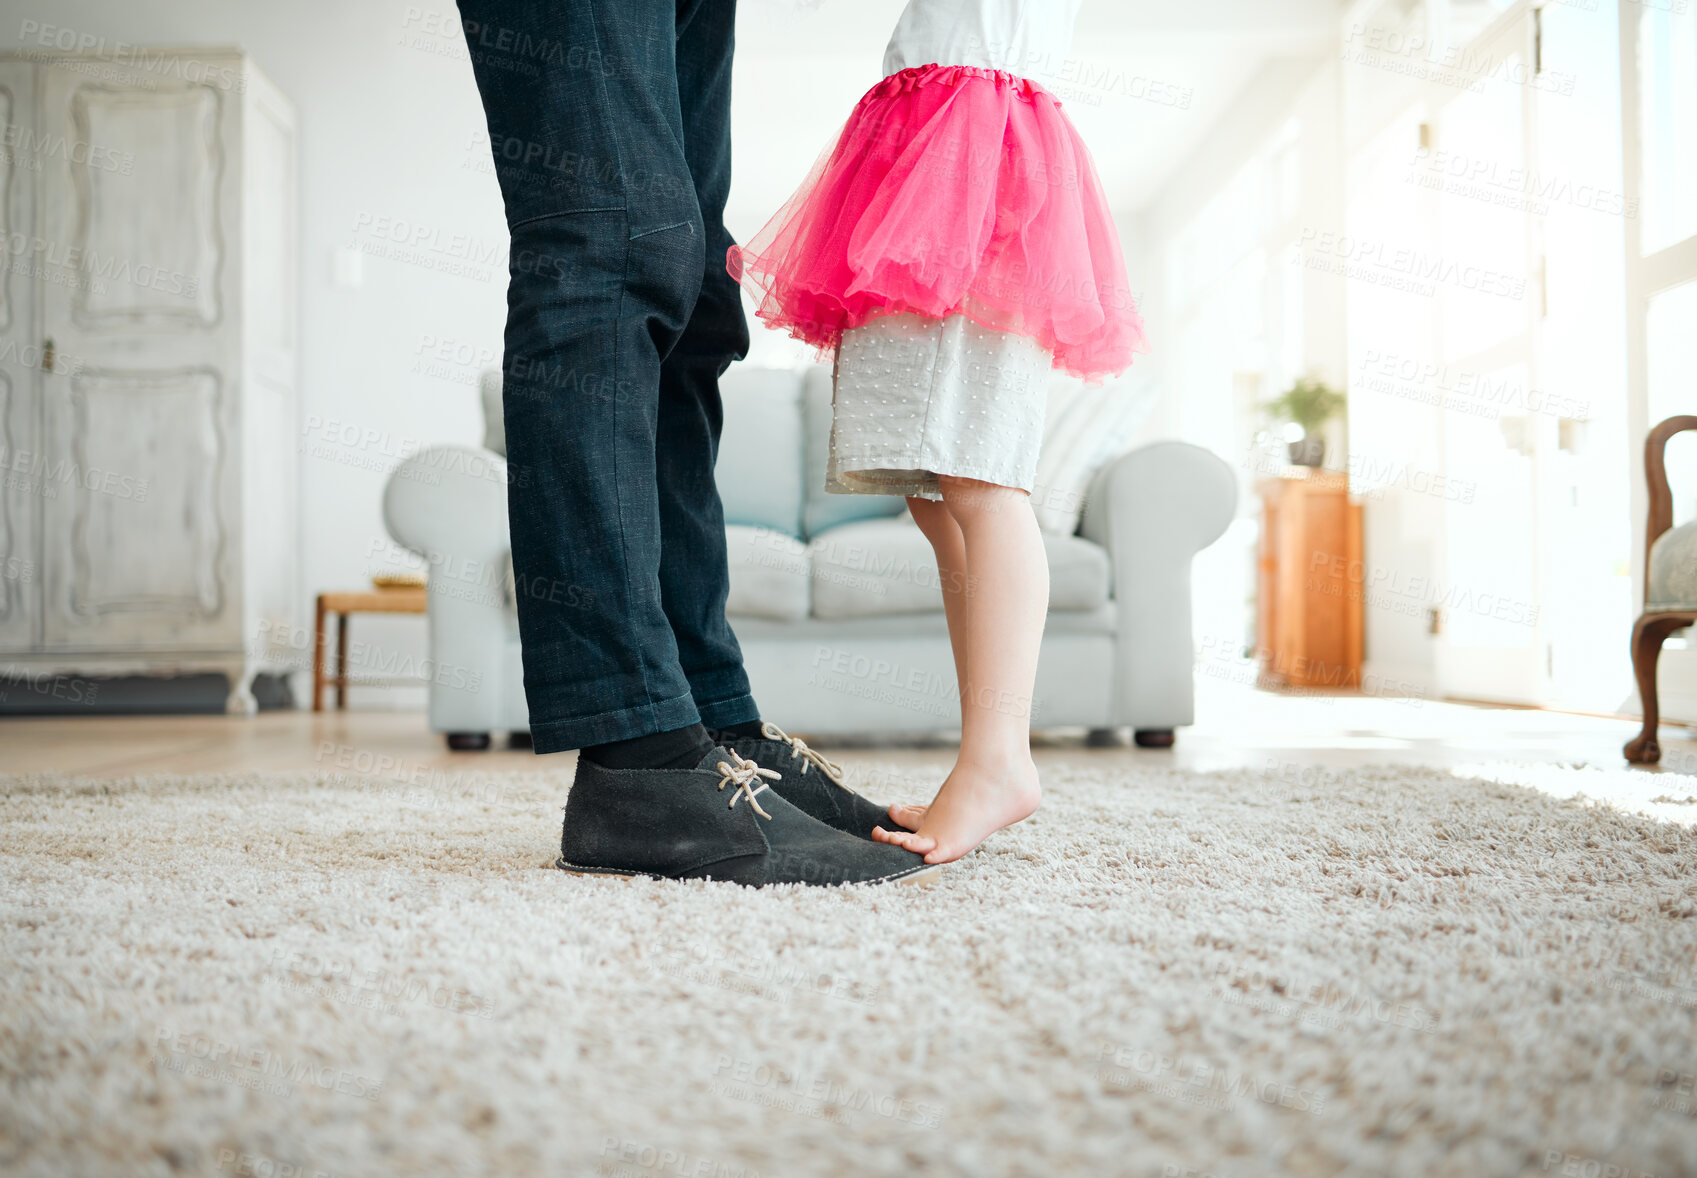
(1649, 521, 1697, 611)
(717, 366, 806, 537)
(1045, 530, 1115, 611)
(801, 365, 908, 538)
(1031, 372, 1156, 536)
(808, 516, 1111, 620)
(725, 524, 811, 621)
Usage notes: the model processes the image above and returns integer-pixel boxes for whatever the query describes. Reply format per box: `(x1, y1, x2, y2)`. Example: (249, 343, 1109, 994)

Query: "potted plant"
(1266, 377, 1346, 468)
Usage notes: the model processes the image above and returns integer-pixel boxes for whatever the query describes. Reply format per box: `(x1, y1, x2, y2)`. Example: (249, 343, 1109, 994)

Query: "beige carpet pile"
(2, 760, 1695, 1178)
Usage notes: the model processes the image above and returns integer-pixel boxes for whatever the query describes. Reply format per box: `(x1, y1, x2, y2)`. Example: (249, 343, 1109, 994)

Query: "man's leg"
(458, 0, 708, 753)
(454, 0, 938, 886)
(657, 1, 901, 836)
(656, 0, 758, 732)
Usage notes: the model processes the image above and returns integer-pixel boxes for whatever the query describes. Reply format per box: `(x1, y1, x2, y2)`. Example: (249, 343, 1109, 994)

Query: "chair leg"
(1626, 615, 1685, 764)
(335, 612, 350, 711)
(311, 595, 327, 713)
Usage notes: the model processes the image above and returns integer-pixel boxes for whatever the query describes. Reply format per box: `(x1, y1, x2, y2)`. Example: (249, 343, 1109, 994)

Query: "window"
(1638, 1, 1697, 253)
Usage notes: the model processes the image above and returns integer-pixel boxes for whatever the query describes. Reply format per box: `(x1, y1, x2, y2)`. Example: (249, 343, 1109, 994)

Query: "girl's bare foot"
(872, 758, 1040, 864)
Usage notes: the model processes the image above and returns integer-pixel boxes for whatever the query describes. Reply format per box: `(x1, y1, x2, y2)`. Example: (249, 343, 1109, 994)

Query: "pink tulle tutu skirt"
(728, 63, 1146, 381)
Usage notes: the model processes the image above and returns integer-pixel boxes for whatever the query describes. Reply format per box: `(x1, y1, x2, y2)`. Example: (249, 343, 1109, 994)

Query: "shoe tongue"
(696, 747, 735, 772)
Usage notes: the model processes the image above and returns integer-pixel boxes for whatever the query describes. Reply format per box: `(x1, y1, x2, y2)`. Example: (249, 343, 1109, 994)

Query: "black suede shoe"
(557, 747, 939, 887)
(719, 723, 897, 842)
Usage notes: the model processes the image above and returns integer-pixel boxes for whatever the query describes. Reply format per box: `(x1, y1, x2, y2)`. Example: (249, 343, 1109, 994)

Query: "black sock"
(581, 722, 715, 771)
(709, 719, 766, 744)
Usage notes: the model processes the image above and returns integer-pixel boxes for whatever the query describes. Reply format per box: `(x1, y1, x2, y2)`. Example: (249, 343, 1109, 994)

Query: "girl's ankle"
(955, 747, 1038, 779)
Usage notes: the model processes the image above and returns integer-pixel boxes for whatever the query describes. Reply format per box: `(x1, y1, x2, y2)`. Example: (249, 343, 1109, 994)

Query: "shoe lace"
(760, 722, 853, 793)
(716, 750, 781, 819)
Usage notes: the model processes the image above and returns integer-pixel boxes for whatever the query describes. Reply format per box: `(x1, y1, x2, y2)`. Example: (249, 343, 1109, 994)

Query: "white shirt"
(881, 0, 1083, 79)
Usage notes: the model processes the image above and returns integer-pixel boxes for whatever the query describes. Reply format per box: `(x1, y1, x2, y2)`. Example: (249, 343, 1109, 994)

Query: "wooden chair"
(1625, 415, 1697, 763)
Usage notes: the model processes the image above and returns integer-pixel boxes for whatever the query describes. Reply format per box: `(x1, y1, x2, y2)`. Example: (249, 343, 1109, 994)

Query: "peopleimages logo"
(216, 1148, 348, 1178)
(1294, 228, 1526, 300)
(1093, 1043, 1328, 1117)
(1, 233, 201, 299)
(0, 122, 134, 173)
(1356, 349, 1592, 420)
(708, 1055, 945, 1128)
(0, 445, 149, 503)
(1305, 550, 1539, 628)
(263, 948, 494, 1019)
(153, 1027, 384, 1102)
(1341, 23, 1577, 96)
(349, 212, 506, 266)
(598, 1138, 767, 1178)
(1407, 147, 1638, 219)
(16, 21, 245, 91)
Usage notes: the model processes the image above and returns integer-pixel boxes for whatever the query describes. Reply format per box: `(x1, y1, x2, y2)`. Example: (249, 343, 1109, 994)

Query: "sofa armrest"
(384, 446, 510, 566)
(383, 446, 514, 730)
(1079, 441, 1237, 729)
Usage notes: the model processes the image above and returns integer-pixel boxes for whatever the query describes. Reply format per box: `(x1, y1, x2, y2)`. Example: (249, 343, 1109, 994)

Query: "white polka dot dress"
(827, 312, 1051, 499)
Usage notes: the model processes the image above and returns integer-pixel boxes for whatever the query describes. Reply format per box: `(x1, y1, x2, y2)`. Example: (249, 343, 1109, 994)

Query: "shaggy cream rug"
(2, 759, 1695, 1178)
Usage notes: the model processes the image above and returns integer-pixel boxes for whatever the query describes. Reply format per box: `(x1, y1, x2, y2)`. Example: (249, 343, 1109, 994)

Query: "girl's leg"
(887, 496, 972, 831)
(908, 497, 971, 697)
(876, 475, 1047, 862)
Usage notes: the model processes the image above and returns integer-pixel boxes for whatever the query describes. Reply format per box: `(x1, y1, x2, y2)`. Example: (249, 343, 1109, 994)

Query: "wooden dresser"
(1256, 474, 1364, 689)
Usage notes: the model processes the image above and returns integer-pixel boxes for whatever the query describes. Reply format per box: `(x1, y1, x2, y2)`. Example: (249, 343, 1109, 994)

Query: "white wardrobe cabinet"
(0, 50, 297, 712)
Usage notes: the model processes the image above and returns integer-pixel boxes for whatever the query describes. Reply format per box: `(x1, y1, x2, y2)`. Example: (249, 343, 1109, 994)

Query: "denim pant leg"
(657, 0, 759, 731)
(457, 0, 713, 752)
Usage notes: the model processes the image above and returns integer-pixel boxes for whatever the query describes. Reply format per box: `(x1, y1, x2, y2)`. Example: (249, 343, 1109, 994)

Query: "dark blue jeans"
(457, 0, 757, 753)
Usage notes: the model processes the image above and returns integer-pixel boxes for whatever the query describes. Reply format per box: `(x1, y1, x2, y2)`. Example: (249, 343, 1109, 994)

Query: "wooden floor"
(2, 678, 1687, 780)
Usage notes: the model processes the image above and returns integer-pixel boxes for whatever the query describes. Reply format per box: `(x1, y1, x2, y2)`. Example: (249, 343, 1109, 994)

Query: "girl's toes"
(874, 828, 934, 853)
(887, 804, 925, 830)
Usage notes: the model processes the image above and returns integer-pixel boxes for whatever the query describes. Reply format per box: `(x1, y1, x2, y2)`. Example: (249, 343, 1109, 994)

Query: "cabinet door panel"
(36, 60, 241, 651)
(70, 85, 222, 329)
(0, 60, 38, 652)
(41, 367, 227, 648)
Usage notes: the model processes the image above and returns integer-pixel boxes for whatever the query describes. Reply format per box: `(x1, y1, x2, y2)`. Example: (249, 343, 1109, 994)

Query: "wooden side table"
(1257, 474, 1364, 689)
(312, 588, 428, 711)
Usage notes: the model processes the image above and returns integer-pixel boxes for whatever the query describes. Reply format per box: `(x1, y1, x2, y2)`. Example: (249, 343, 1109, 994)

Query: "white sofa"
(382, 364, 1235, 748)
